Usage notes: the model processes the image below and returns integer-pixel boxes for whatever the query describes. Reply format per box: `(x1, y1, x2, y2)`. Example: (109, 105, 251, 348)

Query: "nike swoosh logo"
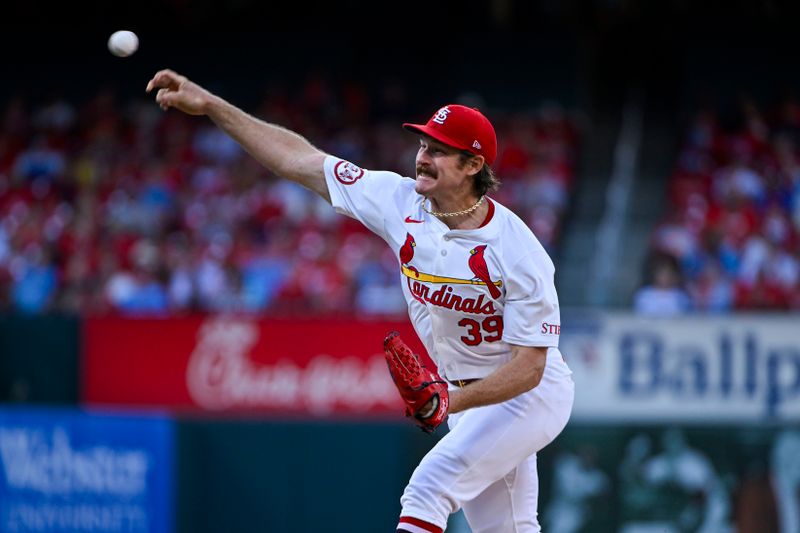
(404, 216, 424, 224)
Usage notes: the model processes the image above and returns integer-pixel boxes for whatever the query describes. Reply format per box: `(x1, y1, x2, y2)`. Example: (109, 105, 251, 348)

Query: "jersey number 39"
(458, 316, 504, 346)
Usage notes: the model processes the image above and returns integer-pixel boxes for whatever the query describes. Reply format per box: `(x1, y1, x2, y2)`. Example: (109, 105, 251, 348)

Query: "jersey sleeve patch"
(334, 160, 365, 184)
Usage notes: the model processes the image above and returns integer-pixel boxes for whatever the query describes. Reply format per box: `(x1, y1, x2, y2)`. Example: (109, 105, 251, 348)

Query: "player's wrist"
(446, 390, 466, 415)
(202, 93, 226, 117)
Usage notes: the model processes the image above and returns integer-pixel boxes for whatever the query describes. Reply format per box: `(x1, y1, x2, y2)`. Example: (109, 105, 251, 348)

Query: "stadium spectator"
(633, 253, 692, 316)
(647, 96, 800, 312)
(0, 85, 579, 316)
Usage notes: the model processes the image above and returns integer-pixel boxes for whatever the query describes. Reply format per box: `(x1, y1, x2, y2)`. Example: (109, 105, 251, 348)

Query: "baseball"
(108, 30, 139, 57)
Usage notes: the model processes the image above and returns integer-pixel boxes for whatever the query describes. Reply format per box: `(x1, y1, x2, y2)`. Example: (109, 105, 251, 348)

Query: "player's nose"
(416, 146, 433, 163)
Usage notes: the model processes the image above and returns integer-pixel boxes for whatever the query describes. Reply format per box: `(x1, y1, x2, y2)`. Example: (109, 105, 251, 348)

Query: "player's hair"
(459, 152, 501, 196)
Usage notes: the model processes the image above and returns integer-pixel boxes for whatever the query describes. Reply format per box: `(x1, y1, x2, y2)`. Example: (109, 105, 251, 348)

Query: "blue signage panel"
(0, 407, 173, 533)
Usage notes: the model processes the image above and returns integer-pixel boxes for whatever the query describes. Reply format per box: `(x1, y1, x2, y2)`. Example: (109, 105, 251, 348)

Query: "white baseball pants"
(400, 350, 574, 532)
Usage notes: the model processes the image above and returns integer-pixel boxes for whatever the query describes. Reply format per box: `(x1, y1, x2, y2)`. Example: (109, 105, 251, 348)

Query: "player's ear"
(465, 155, 485, 177)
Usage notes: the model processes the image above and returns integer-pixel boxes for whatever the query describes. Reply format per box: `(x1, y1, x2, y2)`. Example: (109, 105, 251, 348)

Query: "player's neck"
(446, 202, 489, 230)
(428, 196, 490, 230)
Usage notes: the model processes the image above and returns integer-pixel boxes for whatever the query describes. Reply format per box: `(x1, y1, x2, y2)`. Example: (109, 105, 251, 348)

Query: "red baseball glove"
(383, 331, 449, 433)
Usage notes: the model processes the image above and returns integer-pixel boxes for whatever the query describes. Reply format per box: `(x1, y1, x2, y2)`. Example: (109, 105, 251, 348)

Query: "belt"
(448, 378, 481, 388)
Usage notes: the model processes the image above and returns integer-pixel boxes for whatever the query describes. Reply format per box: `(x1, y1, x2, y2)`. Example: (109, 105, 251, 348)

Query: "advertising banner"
(0, 407, 173, 533)
(84, 313, 800, 422)
(83, 317, 422, 416)
(562, 313, 800, 423)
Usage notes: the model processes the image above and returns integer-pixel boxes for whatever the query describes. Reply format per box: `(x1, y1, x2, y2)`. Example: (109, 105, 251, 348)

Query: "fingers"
(155, 88, 173, 110)
(149, 69, 187, 112)
(146, 69, 184, 93)
(146, 69, 174, 92)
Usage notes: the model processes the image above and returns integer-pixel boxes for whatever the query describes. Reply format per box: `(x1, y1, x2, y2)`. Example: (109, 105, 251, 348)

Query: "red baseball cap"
(403, 104, 497, 166)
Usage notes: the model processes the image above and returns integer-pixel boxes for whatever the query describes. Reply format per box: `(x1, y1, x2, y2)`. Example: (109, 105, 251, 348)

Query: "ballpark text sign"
(562, 313, 800, 423)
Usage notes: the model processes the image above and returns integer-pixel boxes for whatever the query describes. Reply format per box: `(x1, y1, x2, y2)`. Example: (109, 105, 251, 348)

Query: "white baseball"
(108, 30, 139, 58)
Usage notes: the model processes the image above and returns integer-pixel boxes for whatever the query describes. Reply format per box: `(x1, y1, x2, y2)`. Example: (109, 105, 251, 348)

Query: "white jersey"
(324, 155, 562, 381)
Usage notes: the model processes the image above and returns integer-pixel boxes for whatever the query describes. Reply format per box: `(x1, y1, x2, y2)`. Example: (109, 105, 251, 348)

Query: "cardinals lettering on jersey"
(398, 237, 502, 315)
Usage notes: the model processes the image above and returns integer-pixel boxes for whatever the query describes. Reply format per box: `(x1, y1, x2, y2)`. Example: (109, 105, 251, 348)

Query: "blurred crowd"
(638, 96, 800, 314)
(0, 81, 578, 316)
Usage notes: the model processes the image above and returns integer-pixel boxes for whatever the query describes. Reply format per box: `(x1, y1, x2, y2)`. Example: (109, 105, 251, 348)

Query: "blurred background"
(1, 0, 799, 532)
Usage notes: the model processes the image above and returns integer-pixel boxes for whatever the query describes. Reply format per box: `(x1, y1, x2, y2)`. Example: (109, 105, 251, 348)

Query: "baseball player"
(147, 69, 575, 533)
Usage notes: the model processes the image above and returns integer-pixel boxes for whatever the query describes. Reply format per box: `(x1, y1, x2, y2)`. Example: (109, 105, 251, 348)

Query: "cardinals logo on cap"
(403, 104, 498, 165)
(432, 106, 451, 125)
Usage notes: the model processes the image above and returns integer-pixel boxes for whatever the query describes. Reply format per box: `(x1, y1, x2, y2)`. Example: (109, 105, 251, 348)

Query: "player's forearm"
(447, 345, 547, 414)
(204, 96, 330, 200)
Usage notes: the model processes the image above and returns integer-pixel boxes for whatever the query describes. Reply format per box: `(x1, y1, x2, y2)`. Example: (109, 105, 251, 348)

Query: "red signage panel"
(83, 316, 429, 417)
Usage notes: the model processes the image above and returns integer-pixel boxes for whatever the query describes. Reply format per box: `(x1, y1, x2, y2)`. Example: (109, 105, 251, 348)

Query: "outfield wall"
(0, 313, 797, 532)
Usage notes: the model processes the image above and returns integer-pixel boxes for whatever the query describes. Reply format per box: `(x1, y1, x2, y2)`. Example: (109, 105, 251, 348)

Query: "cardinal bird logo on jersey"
(398, 236, 502, 311)
(468, 245, 502, 299)
(400, 233, 419, 278)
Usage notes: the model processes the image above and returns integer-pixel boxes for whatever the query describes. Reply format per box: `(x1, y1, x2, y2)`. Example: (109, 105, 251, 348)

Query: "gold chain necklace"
(422, 195, 485, 218)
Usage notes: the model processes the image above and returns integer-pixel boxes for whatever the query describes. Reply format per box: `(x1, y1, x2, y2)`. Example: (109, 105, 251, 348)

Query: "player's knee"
(400, 444, 470, 529)
(400, 477, 457, 528)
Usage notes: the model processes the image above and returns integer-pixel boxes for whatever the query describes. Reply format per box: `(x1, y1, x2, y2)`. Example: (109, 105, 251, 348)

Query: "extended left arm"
(448, 344, 547, 414)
